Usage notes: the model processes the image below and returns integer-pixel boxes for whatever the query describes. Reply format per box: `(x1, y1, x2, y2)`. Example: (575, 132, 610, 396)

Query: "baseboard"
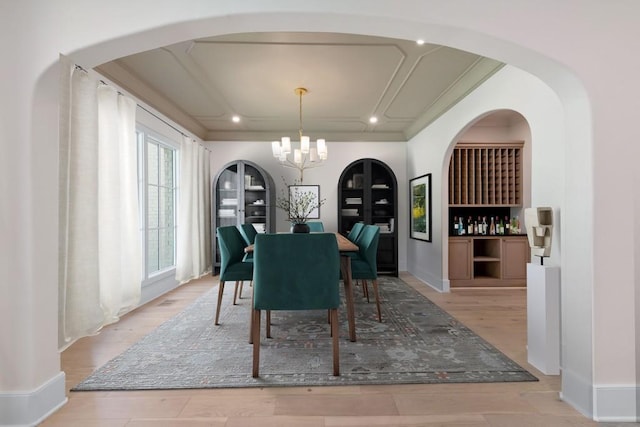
(409, 266, 445, 292)
(0, 372, 67, 426)
(140, 272, 180, 306)
(558, 361, 639, 421)
(593, 385, 639, 422)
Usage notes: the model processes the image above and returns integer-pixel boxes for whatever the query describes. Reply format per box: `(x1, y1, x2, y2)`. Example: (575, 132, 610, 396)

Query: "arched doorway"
(23, 5, 596, 423)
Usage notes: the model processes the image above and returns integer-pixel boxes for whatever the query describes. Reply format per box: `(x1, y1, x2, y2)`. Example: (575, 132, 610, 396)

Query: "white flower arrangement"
(275, 179, 325, 224)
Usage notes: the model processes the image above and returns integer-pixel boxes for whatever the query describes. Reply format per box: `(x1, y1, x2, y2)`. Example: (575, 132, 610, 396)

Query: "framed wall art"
(288, 185, 321, 220)
(409, 173, 432, 241)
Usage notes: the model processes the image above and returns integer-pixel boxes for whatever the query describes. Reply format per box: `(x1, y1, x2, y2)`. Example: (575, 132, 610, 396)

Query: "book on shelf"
(219, 208, 236, 217)
(375, 222, 392, 233)
(341, 208, 359, 216)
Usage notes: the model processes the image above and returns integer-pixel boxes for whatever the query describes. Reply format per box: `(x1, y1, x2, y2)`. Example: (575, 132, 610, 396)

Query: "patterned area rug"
(73, 276, 537, 390)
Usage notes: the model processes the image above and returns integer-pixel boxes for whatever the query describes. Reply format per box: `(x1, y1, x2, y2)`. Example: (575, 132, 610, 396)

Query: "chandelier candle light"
(271, 87, 328, 182)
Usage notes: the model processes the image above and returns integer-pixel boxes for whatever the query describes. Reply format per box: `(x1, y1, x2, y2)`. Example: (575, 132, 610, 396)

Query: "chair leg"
(238, 281, 244, 299)
(330, 308, 340, 376)
(249, 286, 254, 344)
(363, 280, 370, 302)
(214, 281, 225, 325)
(266, 310, 272, 338)
(252, 309, 261, 378)
(372, 279, 382, 322)
(233, 281, 240, 305)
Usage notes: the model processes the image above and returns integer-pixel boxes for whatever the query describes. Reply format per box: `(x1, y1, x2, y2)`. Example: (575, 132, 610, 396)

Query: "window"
(137, 127, 178, 285)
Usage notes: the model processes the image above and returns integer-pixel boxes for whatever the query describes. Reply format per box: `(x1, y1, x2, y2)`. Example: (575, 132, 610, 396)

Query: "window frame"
(136, 124, 179, 288)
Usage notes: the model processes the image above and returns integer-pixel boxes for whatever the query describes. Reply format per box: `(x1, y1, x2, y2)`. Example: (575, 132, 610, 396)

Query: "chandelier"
(271, 87, 327, 182)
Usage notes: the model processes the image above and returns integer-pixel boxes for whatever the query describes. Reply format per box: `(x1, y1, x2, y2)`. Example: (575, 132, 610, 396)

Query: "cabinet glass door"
(216, 164, 239, 227)
(242, 164, 268, 234)
(370, 161, 395, 236)
(339, 162, 365, 235)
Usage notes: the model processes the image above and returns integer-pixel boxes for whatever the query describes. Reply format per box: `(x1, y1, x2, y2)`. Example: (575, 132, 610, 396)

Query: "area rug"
(72, 276, 537, 390)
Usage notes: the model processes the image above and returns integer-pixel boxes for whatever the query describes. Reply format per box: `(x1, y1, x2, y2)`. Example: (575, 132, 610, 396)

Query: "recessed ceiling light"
(231, 115, 240, 123)
(369, 116, 378, 124)
(416, 39, 425, 45)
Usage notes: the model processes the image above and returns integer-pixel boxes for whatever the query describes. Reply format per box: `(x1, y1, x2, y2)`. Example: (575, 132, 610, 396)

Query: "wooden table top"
(245, 232, 358, 253)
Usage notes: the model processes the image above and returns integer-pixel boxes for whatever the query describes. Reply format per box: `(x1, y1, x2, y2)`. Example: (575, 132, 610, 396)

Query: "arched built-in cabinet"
(447, 142, 529, 287)
(338, 158, 398, 276)
(211, 160, 275, 272)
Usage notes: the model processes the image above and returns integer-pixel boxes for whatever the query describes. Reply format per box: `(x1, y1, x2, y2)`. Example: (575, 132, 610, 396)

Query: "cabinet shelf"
(474, 256, 500, 262)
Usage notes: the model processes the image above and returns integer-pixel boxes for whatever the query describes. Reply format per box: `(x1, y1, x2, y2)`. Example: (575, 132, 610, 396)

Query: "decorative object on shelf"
(275, 180, 324, 231)
(525, 207, 553, 265)
(271, 88, 328, 182)
(352, 173, 364, 189)
(410, 173, 432, 242)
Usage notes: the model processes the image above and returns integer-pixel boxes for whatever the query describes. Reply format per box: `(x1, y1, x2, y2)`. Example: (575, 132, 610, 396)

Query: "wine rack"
(448, 142, 523, 206)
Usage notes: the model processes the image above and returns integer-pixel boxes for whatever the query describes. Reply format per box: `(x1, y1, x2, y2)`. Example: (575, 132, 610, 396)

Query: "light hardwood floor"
(42, 273, 609, 426)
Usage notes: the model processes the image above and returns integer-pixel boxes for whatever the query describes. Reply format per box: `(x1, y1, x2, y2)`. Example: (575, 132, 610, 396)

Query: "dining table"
(244, 232, 360, 342)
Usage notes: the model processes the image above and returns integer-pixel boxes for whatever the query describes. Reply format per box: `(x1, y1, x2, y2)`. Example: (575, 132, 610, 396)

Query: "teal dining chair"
(347, 222, 365, 242)
(350, 225, 382, 322)
(238, 223, 258, 246)
(251, 233, 341, 377)
(306, 221, 325, 232)
(215, 226, 254, 325)
(238, 223, 258, 262)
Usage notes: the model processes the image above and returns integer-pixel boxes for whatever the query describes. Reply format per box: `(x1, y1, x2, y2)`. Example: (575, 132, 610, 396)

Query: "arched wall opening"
(404, 61, 584, 411)
(22, 5, 596, 423)
(441, 108, 533, 284)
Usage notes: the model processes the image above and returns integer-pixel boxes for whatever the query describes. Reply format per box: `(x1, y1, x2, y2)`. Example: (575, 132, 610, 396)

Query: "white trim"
(559, 368, 593, 419)
(0, 372, 67, 427)
(593, 385, 639, 422)
(140, 272, 181, 306)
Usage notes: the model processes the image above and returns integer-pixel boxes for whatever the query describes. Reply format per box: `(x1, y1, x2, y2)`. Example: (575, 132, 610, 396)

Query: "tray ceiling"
(96, 32, 504, 142)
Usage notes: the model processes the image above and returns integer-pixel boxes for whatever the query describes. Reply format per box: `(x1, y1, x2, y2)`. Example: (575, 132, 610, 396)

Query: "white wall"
(406, 63, 585, 398)
(206, 140, 408, 271)
(3, 1, 640, 424)
(407, 67, 562, 292)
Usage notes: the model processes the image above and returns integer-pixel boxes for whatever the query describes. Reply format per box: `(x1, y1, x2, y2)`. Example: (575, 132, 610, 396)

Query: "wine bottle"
(481, 216, 488, 235)
(489, 216, 495, 235)
(467, 216, 473, 235)
(505, 216, 510, 235)
(453, 216, 458, 236)
(458, 216, 465, 235)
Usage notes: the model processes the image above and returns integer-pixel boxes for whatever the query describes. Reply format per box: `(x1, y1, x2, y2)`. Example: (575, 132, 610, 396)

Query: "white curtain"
(175, 136, 212, 283)
(59, 57, 141, 349)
